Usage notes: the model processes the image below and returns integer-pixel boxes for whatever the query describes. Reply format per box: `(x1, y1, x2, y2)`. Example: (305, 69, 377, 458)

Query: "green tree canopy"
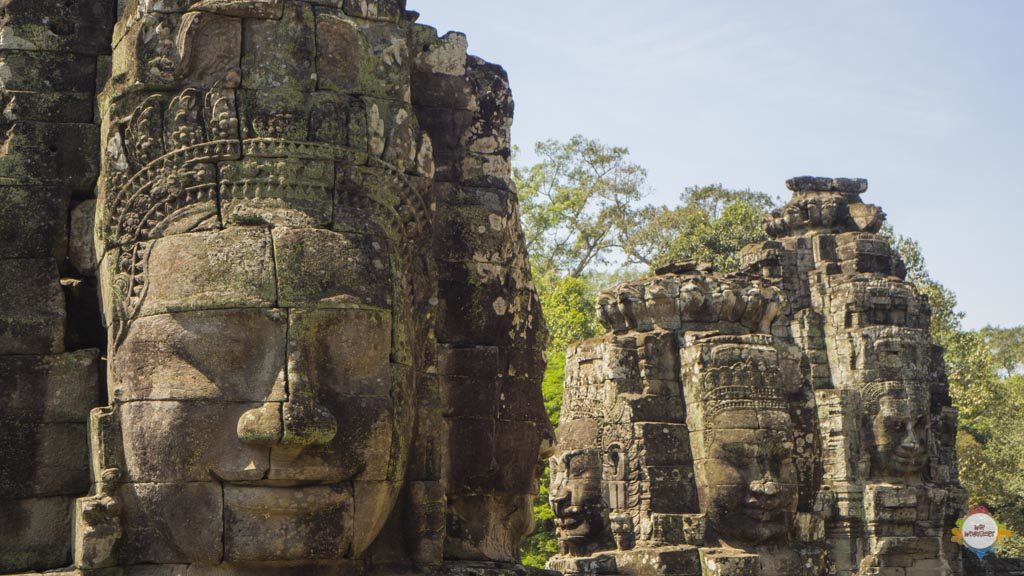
(517, 136, 778, 279)
(516, 136, 649, 278)
(890, 228, 1024, 555)
(980, 326, 1024, 376)
(627, 184, 777, 273)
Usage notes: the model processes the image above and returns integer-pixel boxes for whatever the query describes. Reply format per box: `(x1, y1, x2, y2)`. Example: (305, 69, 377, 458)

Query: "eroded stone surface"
(0, 497, 75, 573)
(0, 258, 66, 354)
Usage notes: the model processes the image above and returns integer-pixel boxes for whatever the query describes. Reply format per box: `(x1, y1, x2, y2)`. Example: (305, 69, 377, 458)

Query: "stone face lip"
(786, 176, 869, 195)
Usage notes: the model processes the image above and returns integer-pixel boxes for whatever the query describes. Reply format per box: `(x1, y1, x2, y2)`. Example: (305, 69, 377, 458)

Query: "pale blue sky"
(416, 1, 1023, 329)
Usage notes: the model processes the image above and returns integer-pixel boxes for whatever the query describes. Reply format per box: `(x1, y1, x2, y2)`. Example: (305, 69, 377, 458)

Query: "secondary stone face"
(1, 1, 549, 575)
(549, 178, 966, 576)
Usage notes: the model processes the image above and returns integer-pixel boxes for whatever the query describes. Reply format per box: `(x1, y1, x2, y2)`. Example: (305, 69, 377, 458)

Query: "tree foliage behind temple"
(517, 136, 1024, 567)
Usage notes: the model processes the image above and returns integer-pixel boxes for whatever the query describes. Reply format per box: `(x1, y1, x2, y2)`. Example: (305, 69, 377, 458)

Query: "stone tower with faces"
(746, 177, 966, 575)
(548, 178, 965, 576)
(0, 1, 551, 574)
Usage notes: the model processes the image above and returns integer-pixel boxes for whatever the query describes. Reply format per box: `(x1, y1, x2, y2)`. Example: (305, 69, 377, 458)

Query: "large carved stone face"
(684, 339, 801, 549)
(698, 410, 799, 547)
(80, 0, 551, 570)
(107, 225, 411, 564)
(865, 394, 928, 479)
(549, 448, 607, 548)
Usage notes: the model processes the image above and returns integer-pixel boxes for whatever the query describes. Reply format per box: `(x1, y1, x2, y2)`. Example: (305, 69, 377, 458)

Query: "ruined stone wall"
(0, 1, 115, 571)
(411, 25, 551, 565)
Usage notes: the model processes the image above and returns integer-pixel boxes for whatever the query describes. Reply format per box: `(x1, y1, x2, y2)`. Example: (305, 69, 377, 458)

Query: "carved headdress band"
(860, 381, 929, 416)
(597, 275, 785, 334)
(100, 86, 432, 344)
(689, 340, 792, 444)
(699, 366, 789, 424)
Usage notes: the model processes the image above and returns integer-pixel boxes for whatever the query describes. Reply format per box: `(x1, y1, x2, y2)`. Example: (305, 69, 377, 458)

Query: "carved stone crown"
(699, 364, 789, 423)
(692, 336, 790, 424)
(861, 381, 929, 416)
(99, 84, 432, 347)
(596, 271, 785, 334)
(101, 86, 428, 251)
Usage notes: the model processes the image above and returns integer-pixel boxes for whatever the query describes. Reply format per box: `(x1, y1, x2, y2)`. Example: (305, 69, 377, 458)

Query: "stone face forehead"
(553, 448, 603, 475)
(707, 424, 795, 446)
(555, 418, 602, 452)
(862, 381, 930, 408)
(100, 226, 393, 326)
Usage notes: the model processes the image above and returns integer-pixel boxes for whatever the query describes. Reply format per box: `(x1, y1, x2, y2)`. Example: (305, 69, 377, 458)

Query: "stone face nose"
(280, 354, 338, 447)
(237, 403, 283, 446)
(749, 470, 781, 497)
(237, 355, 337, 447)
(280, 395, 337, 447)
(901, 423, 920, 449)
(549, 482, 571, 514)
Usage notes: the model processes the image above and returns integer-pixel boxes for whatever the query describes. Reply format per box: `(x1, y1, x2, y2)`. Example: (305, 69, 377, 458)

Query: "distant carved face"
(108, 225, 411, 564)
(609, 512, 635, 551)
(698, 412, 798, 547)
(866, 395, 928, 478)
(549, 449, 607, 547)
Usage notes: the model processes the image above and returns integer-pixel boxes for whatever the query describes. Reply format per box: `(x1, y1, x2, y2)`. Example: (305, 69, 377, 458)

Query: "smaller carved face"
(699, 418, 798, 547)
(608, 512, 635, 551)
(866, 396, 928, 478)
(549, 449, 607, 544)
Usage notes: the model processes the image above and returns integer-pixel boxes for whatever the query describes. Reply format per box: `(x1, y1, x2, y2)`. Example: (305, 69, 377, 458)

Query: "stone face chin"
(223, 484, 355, 563)
(547, 178, 967, 575)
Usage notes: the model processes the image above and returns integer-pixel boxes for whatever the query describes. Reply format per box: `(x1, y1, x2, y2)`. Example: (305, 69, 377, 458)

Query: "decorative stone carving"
(2, 1, 549, 574)
(682, 336, 802, 558)
(550, 445, 610, 556)
(550, 270, 824, 576)
(550, 178, 966, 575)
(860, 381, 930, 481)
